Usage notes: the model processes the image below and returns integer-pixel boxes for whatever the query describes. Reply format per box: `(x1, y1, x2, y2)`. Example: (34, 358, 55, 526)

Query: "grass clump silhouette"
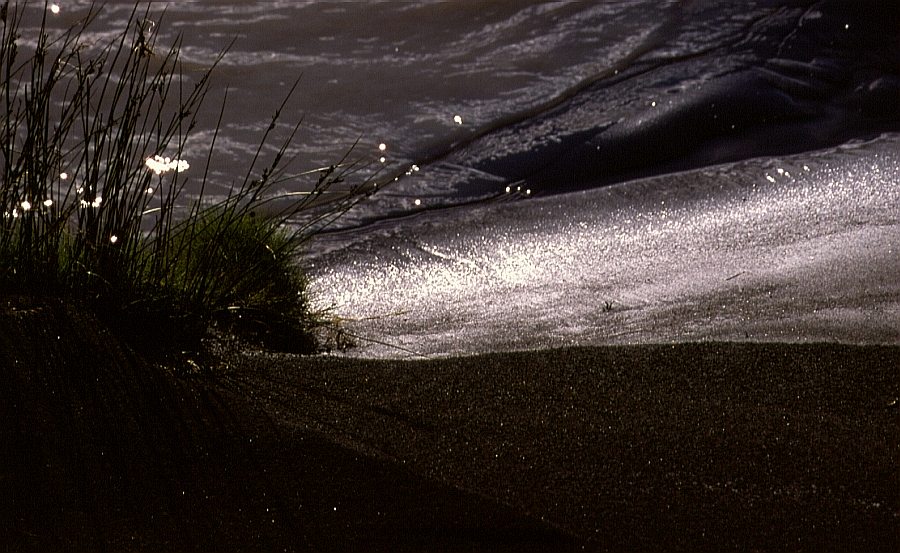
(0, 2, 364, 360)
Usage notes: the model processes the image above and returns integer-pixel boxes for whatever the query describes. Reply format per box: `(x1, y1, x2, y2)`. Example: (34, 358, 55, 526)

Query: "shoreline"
(310, 134, 900, 359)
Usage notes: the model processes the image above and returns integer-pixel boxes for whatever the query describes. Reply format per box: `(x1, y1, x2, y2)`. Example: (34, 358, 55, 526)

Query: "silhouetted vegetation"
(0, 2, 365, 361)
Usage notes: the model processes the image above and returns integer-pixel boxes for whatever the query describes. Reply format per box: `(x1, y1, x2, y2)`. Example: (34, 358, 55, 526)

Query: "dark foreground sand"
(1, 299, 898, 551)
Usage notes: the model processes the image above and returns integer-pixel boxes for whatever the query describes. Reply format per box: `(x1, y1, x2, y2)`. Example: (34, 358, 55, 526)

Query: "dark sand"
(2, 298, 898, 551)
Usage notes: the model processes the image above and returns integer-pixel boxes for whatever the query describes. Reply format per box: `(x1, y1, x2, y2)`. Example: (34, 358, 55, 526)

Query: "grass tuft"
(0, 1, 366, 361)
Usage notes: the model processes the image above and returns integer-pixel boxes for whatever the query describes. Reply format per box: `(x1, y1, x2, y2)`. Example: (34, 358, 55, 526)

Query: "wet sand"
(2, 300, 897, 551)
(310, 135, 900, 358)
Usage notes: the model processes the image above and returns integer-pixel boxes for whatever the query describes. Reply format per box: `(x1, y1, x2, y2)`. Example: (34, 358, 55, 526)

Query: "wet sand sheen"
(311, 135, 900, 358)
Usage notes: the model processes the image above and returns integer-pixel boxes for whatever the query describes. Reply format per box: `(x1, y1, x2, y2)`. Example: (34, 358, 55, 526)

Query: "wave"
(339, 1, 899, 228)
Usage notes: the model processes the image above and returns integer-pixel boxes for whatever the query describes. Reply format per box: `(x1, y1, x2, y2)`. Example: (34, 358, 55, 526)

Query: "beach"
(3, 133, 899, 552)
(2, 299, 897, 551)
(309, 134, 900, 359)
(4, 2, 899, 550)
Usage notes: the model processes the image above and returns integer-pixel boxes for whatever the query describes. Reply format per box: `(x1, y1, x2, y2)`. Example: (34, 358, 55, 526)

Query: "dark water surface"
(29, 1, 900, 229)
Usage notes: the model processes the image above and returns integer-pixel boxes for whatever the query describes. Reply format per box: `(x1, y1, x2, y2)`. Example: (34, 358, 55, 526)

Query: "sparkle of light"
(145, 155, 189, 175)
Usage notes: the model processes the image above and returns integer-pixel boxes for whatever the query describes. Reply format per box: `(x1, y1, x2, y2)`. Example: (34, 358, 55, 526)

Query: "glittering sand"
(310, 135, 900, 358)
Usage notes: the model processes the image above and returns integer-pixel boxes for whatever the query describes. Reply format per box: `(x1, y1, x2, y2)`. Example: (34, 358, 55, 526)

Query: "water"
(23, 1, 900, 355)
(28, 1, 900, 224)
(29, 1, 671, 207)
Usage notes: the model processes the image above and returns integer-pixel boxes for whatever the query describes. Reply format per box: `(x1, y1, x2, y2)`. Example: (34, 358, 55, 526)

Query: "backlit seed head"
(145, 155, 190, 175)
